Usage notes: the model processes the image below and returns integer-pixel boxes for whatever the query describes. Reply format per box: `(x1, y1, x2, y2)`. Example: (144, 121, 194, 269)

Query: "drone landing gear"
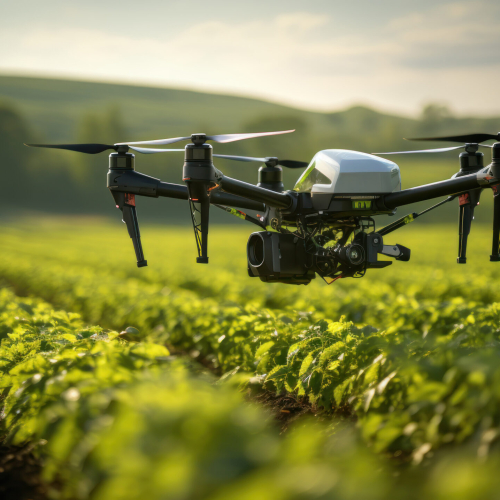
(457, 190, 481, 264)
(111, 191, 147, 267)
(188, 189, 210, 264)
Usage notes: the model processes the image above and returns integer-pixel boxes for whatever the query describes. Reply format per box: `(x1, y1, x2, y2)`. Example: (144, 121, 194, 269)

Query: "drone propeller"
(25, 130, 296, 155)
(405, 133, 500, 144)
(118, 130, 295, 147)
(213, 155, 308, 169)
(24, 142, 185, 155)
(24, 143, 123, 154)
(374, 144, 493, 155)
(132, 148, 309, 168)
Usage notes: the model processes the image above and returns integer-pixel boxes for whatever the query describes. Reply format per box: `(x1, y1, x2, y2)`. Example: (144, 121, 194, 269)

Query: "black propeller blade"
(212, 154, 309, 169)
(279, 159, 310, 169)
(128, 149, 309, 169)
(24, 143, 119, 154)
(405, 133, 500, 144)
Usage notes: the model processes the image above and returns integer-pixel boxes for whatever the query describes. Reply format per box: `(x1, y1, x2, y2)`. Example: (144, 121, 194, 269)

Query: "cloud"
(0, 3, 499, 115)
(387, 1, 500, 69)
(275, 12, 330, 34)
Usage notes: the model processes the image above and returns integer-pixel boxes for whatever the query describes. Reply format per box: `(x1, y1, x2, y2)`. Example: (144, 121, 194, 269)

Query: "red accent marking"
(328, 274, 343, 285)
(459, 193, 470, 206)
(183, 177, 190, 181)
(191, 198, 199, 201)
(207, 184, 219, 192)
(493, 185, 499, 195)
(124, 193, 136, 206)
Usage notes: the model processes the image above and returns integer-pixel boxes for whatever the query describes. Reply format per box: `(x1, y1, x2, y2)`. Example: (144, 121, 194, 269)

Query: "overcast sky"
(1, 0, 499, 116)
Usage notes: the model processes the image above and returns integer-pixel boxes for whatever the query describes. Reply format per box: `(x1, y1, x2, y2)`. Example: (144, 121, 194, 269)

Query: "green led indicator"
(352, 200, 372, 210)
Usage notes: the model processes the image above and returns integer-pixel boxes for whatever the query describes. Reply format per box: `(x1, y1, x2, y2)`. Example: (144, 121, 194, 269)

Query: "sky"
(1, 0, 499, 116)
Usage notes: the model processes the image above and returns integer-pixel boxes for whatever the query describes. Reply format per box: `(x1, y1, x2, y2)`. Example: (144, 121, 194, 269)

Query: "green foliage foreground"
(2, 222, 500, 498)
(0, 289, 392, 500)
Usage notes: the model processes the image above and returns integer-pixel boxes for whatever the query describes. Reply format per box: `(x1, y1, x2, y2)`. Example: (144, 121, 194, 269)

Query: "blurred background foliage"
(2, 75, 499, 224)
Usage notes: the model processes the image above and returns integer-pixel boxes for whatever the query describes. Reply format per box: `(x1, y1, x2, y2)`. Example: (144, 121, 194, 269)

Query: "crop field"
(2, 219, 500, 499)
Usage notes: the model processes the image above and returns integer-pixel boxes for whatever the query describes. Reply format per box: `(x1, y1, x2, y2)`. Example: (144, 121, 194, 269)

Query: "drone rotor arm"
(109, 170, 265, 212)
(381, 171, 498, 210)
(217, 174, 293, 209)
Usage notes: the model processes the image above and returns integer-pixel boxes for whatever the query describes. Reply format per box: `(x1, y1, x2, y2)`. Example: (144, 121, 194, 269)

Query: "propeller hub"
(115, 144, 130, 154)
(264, 157, 279, 168)
(464, 143, 479, 154)
(191, 133, 207, 145)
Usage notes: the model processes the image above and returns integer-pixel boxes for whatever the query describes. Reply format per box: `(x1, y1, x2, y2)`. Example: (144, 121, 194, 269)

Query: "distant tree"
(418, 103, 454, 135)
(0, 102, 36, 199)
(73, 106, 127, 187)
(78, 105, 127, 144)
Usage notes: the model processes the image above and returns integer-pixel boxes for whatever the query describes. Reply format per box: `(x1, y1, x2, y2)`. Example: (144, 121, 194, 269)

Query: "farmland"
(2, 219, 500, 499)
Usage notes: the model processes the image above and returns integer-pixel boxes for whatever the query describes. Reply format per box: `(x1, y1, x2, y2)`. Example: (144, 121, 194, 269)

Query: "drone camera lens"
(347, 244, 365, 265)
(337, 243, 365, 266)
(248, 234, 265, 267)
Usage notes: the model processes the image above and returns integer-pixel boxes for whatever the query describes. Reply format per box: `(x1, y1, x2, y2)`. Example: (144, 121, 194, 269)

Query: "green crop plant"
(3, 221, 500, 498)
(0, 289, 394, 499)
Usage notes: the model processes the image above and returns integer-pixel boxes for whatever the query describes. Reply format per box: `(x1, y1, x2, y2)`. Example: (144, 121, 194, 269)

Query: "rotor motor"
(257, 162, 284, 192)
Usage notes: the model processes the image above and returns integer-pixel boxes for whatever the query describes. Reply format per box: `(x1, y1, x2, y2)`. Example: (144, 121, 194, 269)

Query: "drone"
(26, 130, 500, 285)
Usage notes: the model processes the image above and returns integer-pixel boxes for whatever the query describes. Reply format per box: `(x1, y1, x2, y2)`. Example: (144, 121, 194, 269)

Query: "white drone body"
(294, 149, 401, 196)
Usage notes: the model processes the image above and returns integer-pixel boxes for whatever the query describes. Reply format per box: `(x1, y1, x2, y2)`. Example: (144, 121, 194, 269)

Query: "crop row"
(2, 234, 500, 464)
(3, 223, 500, 324)
(4, 288, 500, 499)
(0, 289, 387, 499)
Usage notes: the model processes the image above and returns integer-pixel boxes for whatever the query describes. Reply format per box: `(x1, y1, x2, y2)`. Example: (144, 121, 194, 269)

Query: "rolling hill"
(1, 74, 499, 222)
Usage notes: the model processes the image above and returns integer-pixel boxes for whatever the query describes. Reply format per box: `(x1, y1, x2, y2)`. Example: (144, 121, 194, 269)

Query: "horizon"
(1, 71, 499, 121)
